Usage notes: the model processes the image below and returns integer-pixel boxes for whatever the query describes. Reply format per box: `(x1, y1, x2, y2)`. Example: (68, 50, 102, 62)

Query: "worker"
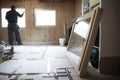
(6, 5, 24, 45)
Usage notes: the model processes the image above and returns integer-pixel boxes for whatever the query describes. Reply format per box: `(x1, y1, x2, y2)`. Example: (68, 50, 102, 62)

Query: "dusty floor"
(0, 45, 119, 80)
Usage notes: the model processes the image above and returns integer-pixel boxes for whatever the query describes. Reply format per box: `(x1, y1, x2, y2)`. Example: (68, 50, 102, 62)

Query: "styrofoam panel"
(12, 54, 42, 59)
(0, 45, 79, 80)
(12, 46, 47, 59)
(58, 77, 69, 80)
(44, 46, 67, 58)
(14, 46, 47, 54)
(0, 75, 9, 80)
(0, 59, 25, 73)
(16, 59, 55, 74)
(54, 58, 73, 68)
(18, 75, 42, 80)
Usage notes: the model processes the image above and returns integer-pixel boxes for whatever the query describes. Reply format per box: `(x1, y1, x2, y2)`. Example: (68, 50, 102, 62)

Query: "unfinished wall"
(65, 0, 82, 45)
(0, 0, 75, 45)
(75, 0, 82, 17)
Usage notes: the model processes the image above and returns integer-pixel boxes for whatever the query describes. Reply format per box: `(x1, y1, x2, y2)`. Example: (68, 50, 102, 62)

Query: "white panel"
(0, 60, 24, 73)
(54, 58, 73, 68)
(44, 46, 67, 58)
(16, 59, 55, 73)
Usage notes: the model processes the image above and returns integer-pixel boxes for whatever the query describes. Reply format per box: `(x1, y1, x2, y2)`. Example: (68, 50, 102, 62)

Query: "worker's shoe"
(9, 42, 13, 45)
(18, 43, 22, 45)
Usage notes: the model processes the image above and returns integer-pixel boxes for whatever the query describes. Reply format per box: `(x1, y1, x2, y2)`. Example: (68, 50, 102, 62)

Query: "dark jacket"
(6, 9, 23, 23)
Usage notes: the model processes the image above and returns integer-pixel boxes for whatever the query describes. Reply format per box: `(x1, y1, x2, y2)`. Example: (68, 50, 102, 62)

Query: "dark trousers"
(8, 23, 22, 45)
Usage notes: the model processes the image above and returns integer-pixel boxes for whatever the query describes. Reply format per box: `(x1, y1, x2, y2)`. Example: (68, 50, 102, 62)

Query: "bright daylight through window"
(1, 8, 26, 28)
(35, 9, 56, 26)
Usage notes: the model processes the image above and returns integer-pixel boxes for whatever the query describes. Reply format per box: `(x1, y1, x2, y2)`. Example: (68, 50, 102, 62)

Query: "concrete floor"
(0, 45, 120, 80)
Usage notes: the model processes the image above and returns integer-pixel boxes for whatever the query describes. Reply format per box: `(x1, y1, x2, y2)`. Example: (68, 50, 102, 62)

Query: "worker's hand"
(22, 11, 25, 16)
